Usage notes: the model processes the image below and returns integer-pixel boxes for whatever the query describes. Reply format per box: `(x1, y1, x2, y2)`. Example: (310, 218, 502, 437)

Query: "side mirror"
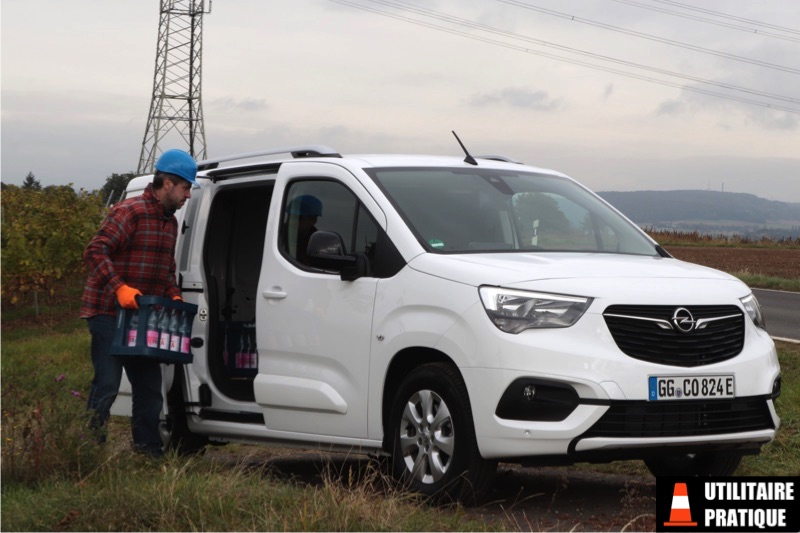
(307, 231, 368, 281)
(308, 231, 346, 258)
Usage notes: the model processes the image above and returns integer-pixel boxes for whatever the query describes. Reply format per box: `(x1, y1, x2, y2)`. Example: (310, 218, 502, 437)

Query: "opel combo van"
(114, 144, 781, 501)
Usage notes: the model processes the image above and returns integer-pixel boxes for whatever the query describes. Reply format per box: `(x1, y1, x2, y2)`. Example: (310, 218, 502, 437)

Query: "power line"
(608, 0, 800, 43)
(328, 0, 800, 115)
(360, 0, 799, 104)
(497, 0, 800, 75)
(651, 0, 800, 35)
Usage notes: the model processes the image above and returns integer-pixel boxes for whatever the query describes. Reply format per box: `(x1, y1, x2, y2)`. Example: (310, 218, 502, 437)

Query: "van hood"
(407, 252, 750, 303)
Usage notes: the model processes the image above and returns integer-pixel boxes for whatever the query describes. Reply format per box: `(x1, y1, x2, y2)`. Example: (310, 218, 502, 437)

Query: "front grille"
(603, 305, 744, 367)
(582, 397, 774, 438)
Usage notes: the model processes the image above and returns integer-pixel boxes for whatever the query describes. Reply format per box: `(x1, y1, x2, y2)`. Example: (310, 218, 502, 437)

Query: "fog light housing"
(496, 379, 579, 421)
(772, 376, 782, 399)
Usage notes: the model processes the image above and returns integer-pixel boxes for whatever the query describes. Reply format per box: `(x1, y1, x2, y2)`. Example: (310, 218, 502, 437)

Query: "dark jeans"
(86, 314, 163, 454)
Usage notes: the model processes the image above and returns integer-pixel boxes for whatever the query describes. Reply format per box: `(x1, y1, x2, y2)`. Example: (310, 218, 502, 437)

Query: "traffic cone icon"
(664, 482, 697, 527)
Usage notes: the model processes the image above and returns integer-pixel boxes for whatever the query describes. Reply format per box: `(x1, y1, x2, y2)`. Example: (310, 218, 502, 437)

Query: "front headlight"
(740, 293, 766, 330)
(479, 286, 593, 334)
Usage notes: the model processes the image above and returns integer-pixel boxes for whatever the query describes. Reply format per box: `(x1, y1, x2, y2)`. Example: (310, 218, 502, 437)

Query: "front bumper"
(452, 303, 781, 461)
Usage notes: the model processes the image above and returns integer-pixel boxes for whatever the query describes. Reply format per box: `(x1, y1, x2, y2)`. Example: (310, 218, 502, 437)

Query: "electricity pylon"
(137, 0, 211, 174)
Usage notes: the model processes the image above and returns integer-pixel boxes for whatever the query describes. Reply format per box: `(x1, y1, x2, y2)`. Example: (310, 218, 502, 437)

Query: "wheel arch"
(380, 347, 462, 450)
(381, 348, 497, 502)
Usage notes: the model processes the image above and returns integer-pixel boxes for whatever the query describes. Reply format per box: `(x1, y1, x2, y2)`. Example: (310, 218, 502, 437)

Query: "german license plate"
(648, 375, 735, 400)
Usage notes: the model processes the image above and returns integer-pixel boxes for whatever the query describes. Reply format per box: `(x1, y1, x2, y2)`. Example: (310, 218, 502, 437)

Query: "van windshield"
(366, 167, 657, 255)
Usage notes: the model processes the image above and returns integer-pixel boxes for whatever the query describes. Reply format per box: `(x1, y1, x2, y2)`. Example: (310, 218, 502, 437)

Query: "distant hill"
(596, 190, 800, 238)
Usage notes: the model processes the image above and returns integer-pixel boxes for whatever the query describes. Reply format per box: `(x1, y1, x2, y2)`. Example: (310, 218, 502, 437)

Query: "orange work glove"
(115, 285, 142, 309)
(172, 295, 183, 302)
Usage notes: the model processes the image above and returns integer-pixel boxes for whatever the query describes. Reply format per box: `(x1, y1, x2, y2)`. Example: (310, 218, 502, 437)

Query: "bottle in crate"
(127, 309, 139, 347)
(146, 305, 159, 348)
(179, 312, 191, 354)
(243, 326, 252, 369)
(159, 308, 171, 350)
(169, 309, 181, 352)
(236, 330, 247, 369)
(248, 325, 258, 370)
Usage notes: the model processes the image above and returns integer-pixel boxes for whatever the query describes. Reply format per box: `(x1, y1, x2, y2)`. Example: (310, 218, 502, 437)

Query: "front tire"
(645, 452, 742, 477)
(389, 363, 496, 504)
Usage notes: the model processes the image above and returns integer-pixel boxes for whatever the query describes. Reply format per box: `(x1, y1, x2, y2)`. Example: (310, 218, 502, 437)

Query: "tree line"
(1, 171, 137, 314)
(3, 171, 137, 205)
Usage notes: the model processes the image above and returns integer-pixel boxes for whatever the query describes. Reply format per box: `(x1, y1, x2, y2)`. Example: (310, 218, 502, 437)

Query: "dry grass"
(646, 229, 800, 248)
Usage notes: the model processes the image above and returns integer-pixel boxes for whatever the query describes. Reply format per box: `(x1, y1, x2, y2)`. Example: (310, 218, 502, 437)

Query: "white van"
(113, 144, 780, 501)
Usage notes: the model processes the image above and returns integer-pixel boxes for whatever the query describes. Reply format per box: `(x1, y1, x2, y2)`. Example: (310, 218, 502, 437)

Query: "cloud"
(745, 109, 798, 131)
(655, 82, 799, 131)
(207, 97, 269, 113)
(603, 84, 614, 100)
(656, 99, 686, 116)
(468, 88, 561, 111)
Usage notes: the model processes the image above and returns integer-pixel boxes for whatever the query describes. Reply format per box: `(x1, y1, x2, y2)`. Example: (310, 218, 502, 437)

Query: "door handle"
(262, 288, 287, 299)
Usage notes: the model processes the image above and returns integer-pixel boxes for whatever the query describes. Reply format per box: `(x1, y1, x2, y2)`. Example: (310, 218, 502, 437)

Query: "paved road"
(753, 289, 799, 342)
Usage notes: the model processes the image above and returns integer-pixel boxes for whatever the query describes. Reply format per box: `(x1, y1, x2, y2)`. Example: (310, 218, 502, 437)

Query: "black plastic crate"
(111, 296, 198, 364)
(221, 321, 258, 378)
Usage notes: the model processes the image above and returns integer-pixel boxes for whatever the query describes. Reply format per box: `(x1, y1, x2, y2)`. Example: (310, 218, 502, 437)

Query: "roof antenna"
(452, 131, 478, 166)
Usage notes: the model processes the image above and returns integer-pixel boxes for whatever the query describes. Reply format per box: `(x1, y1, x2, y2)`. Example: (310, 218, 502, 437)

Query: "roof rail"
(197, 145, 341, 171)
(475, 155, 523, 164)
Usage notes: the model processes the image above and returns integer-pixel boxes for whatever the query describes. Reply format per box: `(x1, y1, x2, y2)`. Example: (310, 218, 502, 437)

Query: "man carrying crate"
(80, 149, 197, 457)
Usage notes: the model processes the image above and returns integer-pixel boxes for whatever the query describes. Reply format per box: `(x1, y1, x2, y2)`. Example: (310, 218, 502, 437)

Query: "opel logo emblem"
(671, 307, 696, 333)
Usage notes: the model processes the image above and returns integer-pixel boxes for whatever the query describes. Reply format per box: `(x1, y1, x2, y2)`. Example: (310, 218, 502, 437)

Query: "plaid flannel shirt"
(80, 184, 181, 318)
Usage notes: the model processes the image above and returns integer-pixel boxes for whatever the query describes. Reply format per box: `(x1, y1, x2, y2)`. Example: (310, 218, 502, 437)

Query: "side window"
(281, 179, 380, 268)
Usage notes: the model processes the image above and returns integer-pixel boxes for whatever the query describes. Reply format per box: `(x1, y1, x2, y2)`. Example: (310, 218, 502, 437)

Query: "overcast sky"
(2, 0, 799, 202)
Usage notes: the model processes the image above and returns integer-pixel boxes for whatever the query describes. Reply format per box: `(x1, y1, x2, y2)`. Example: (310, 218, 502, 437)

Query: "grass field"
(0, 315, 509, 531)
(1, 312, 797, 531)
